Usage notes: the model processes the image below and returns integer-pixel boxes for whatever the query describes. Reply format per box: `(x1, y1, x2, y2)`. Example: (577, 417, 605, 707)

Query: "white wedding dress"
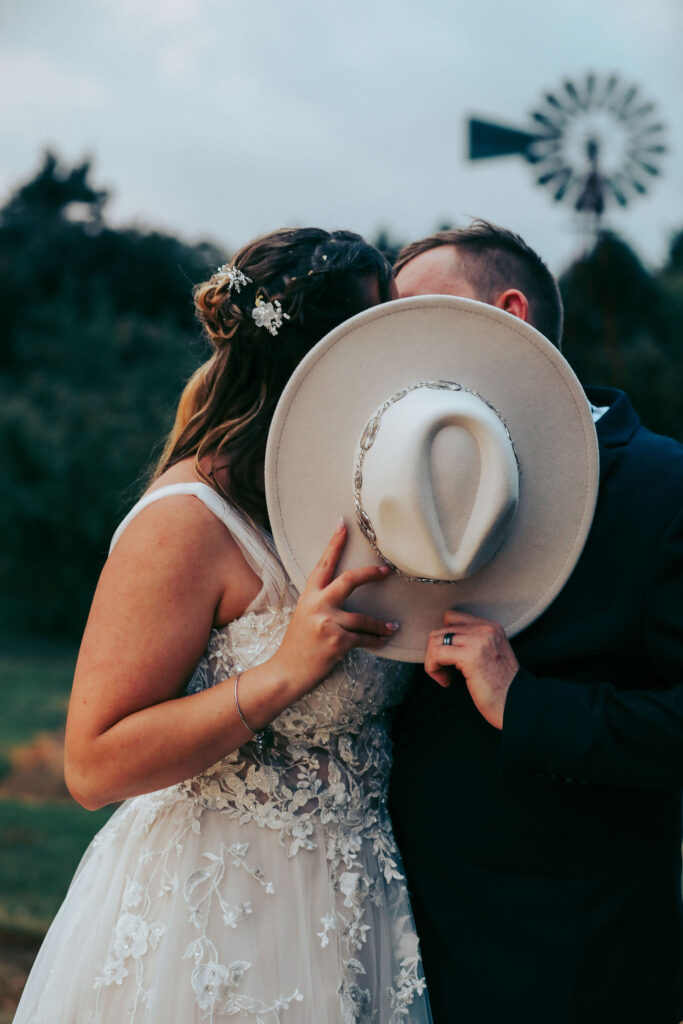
(14, 483, 432, 1023)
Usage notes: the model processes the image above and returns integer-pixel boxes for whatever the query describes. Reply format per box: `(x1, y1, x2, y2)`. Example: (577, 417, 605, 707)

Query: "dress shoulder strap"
(109, 482, 291, 607)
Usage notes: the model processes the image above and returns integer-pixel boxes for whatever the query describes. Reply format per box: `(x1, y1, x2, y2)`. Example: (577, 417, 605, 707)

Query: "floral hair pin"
(213, 263, 252, 293)
(252, 291, 290, 336)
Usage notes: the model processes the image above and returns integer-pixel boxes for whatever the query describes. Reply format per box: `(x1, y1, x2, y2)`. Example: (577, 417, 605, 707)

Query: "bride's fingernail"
(336, 517, 345, 533)
(378, 565, 391, 575)
(386, 621, 401, 632)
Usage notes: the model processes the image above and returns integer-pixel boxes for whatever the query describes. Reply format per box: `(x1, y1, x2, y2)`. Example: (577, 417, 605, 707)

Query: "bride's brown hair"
(153, 228, 394, 523)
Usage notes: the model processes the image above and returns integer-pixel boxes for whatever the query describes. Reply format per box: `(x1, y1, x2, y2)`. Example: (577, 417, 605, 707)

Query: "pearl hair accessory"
(252, 291, 290, 337)
(213, 263, 252, 293)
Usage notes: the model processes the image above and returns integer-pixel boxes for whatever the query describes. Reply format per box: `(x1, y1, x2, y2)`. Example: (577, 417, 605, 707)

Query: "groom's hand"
(424, 610, 519, 731)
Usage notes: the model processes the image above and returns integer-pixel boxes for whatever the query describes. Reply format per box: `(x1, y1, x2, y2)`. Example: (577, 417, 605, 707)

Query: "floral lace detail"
(179, 607, 412, 882)
(91, 796, 306, 1022)
(190, 961, 303, 1021)
(93, 797, 196, 1019)
(177, 605, 426, 1021)
(85, 784, 426, 1022)
(181, 842, 303, 1022)
(389, 955, 428, 1017)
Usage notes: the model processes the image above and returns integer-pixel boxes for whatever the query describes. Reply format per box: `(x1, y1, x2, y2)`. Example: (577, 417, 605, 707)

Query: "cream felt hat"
(265, 296, 599, 661)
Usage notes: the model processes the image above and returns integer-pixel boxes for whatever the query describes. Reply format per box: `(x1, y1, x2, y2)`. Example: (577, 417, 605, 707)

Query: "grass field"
(0, 647, 76, 779)
(0, 799, 113, 935)
(0, 643, 115, 938)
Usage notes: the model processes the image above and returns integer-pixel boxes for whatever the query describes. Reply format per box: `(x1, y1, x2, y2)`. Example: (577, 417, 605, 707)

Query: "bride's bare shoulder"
(145, 456, 204, 493)
(109, 461, 261, 622)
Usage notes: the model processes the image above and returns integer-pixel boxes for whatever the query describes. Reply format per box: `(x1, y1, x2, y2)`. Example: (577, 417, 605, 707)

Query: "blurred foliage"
(0, 647, 75, 761)
(559, 229, 683, 442)
(0, 798, 113, 936)
(0, 634, 112, 941)
(372, 227, 406, 266)
(1, 153, 682, 640)
(0, 152, 223, 637)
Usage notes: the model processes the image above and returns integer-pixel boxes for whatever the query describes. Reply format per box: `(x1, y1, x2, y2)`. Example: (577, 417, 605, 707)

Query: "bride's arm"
(65, 501, 394, 810)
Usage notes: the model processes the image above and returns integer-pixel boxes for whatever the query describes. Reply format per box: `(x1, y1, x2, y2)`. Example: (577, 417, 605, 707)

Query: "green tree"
(560, 230, 683, 441)
(371, 227, 406, 266)
(0, 153, 224, 637)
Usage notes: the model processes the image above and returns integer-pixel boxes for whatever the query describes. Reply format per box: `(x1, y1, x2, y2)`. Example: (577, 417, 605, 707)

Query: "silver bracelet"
(234, 674, 274, 753)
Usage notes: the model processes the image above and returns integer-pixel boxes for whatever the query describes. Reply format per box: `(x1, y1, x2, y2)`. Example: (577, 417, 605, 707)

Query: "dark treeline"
(1, 153, 682, 640)
(0, 154, 223, 638)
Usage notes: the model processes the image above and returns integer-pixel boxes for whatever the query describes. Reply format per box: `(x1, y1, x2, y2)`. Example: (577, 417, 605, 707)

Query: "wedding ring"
(442, 633, 455, 646)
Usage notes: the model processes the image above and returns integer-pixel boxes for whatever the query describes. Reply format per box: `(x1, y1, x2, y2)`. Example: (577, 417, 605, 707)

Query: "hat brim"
(265, 296, 598, 661)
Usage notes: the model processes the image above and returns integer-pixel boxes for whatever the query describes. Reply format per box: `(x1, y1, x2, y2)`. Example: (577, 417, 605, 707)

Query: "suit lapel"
(587, 387, 640, 482)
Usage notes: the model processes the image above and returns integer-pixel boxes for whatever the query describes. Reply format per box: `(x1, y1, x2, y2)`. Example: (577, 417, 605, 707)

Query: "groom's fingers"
(425, 626, 488, 687)
(428, 625, 491, 660)
(423, 629, 458, 687)
(425, 621, 519, 718)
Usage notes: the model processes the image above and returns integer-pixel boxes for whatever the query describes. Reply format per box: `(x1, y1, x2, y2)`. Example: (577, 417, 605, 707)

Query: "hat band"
(353, 380, 519, 584)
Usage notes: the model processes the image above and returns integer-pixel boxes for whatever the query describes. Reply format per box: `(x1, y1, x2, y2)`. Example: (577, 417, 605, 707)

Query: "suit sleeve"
(500, 506, 683, 789)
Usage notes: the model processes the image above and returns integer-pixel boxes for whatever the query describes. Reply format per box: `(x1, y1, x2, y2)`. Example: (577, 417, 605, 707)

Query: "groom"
(388, 221, 683, 1024)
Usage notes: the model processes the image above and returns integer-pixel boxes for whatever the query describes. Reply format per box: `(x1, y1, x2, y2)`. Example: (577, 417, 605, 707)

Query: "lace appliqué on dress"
(177, 607, 426, 1021)
(92, 796, 305, 1022)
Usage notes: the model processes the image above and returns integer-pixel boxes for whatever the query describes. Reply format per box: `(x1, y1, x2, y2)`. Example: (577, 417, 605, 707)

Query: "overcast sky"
(1, 0, 681, 274)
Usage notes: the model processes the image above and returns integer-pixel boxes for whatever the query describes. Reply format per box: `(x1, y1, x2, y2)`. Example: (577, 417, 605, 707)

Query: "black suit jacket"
(389, 388, 683, 1024)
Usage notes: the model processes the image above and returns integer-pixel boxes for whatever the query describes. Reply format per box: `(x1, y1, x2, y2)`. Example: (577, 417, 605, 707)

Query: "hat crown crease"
(362, 389, 519, 581)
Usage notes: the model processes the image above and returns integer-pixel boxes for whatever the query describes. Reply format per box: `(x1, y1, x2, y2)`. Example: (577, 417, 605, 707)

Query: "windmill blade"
(606, 174, 630, 206)
(574, 76, 595, 111)
(614, 85, 639, 119)
(623, 101, 655, 124)
(563, 80, 584, 111)
(531, 111, 563, 135)
(632, 121, 666, 137)
(544, 92, 572, 118)
(625, 159, 652, 194)
(526, 138, 562, 164)
(629, 156, 661, 176)
(597, 74, 620, 108)
(536, 161, 569, 186)
(630, 143, 667, 156)
(628, 176, 648, 195)
(551, 167, 574, 201)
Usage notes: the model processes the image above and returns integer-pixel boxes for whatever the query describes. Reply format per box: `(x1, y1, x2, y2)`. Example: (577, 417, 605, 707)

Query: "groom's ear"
(494, 289, 529, 324)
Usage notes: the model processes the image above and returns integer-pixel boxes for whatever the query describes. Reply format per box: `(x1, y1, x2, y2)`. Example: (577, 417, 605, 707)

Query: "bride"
(14, 227, 432, 1023)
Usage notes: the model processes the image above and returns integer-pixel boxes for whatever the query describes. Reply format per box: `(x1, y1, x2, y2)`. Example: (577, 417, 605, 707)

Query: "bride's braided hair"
(152, 227, 394, 524)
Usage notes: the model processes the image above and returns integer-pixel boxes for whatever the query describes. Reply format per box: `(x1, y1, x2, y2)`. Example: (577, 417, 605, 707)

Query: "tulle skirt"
(14, 787, 431, 1023)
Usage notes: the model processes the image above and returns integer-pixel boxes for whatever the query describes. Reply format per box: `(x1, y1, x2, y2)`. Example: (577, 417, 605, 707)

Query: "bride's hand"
(269, 519, 398, 696)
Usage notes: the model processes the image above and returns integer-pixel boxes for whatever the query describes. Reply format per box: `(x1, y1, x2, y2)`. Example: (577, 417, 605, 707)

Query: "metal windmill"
(468, 73, 667, 230)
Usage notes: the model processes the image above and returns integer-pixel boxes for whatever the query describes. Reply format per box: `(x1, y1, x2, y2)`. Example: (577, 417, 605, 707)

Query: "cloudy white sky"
(1, 0, 681, 273)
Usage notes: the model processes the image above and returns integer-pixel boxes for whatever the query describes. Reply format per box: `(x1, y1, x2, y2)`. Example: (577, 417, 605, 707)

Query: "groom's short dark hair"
(395, 220, 564, 347)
